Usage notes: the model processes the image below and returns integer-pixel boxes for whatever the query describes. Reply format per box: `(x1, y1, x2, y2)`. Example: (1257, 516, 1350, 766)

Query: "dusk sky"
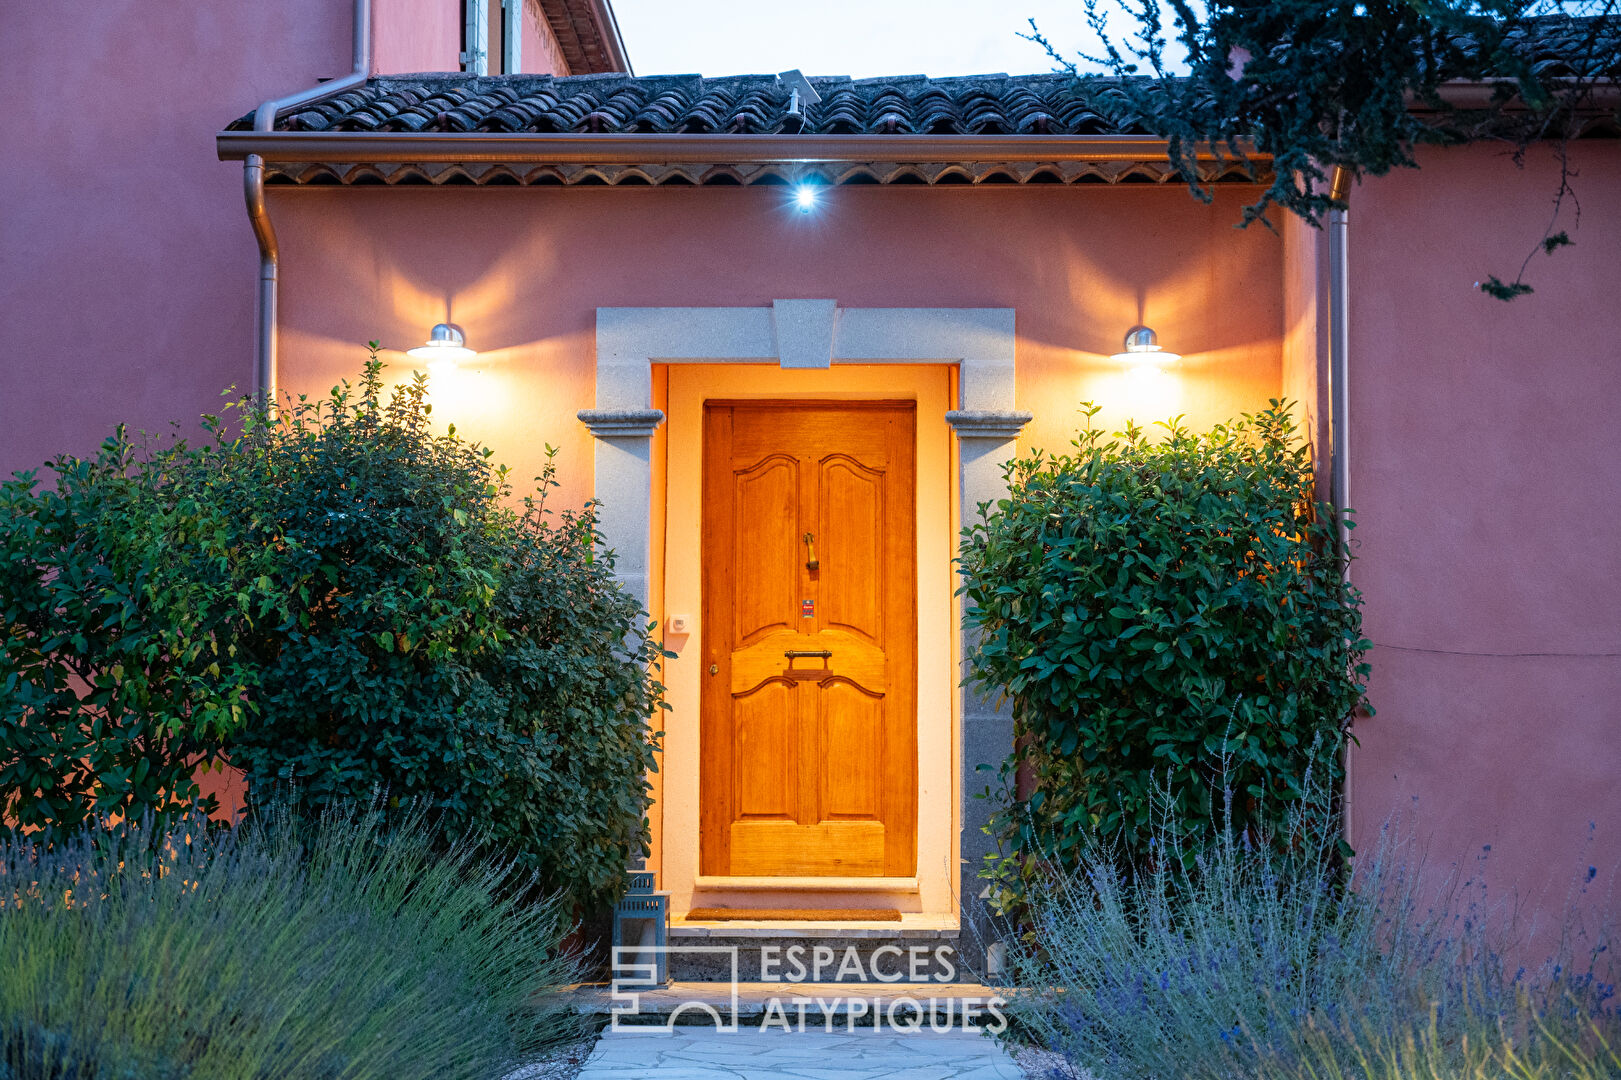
(611, 0, 1115, 79)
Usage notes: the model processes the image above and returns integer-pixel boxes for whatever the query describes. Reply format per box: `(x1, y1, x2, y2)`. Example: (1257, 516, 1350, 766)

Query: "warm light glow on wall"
(1079, 325, 1190, 431)
(1096, 361, 1186, 423)
(404, 351, 527, 447)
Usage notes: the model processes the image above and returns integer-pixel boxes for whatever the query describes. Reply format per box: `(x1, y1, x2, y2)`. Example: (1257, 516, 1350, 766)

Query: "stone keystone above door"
(771, 299, 839, 369)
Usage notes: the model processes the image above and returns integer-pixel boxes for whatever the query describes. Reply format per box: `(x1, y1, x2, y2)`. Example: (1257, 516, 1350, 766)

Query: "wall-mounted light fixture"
(1110, 325, 1181, 364)
(792, 182, 819, 213)
(406, 323, 476, 367)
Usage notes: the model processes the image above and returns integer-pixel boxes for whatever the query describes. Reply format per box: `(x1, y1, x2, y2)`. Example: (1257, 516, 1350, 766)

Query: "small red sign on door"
(801, 599, 815, 618)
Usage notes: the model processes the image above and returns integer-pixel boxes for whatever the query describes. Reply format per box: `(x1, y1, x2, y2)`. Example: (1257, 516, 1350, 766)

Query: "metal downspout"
(244, 0, 372, 400)
(1326, 164, 1354, 847)
(1328, 165, 1352, 554)
(245, 158, 278, 399)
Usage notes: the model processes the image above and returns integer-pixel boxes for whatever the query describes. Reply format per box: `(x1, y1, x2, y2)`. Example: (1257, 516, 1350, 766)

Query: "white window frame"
(502, 0, 522, 74)
(464, 0, 522, 74)
(461, 0, 489, 74)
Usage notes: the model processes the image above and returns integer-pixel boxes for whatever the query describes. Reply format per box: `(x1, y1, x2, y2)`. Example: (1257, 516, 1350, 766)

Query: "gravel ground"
(502, 1029, 603, 1080)
(1013, 1044, 1089, 1079)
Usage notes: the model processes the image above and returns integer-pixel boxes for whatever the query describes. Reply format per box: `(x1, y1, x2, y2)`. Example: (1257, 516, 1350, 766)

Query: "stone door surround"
(578, 300, 1027, 966)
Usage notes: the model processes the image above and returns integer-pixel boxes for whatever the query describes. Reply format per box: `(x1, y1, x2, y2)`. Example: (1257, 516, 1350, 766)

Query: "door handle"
(783, 649, 831, 680)
(803, 532, 819, 571)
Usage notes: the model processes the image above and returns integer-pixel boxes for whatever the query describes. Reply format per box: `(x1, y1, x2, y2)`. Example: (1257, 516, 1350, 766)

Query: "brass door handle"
(783, 649, 831, 680)
(803, 532, 819, 571)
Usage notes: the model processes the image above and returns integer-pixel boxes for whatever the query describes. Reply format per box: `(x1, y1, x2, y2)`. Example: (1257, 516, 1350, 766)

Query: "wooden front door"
(700, 401, 917, 878)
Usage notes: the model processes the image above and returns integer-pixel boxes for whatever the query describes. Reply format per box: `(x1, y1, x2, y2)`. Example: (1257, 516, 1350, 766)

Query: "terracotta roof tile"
(228, 18, 1617, 140)
(230, 72, 1163, 136)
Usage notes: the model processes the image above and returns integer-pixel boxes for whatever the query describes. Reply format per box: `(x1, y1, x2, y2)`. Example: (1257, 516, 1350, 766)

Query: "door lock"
(709, 663, 719, 675)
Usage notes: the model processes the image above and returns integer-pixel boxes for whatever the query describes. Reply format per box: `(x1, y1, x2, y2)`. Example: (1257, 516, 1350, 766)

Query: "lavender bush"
(0, 805, 585, 1080)
(998, 780, 1617, 1080)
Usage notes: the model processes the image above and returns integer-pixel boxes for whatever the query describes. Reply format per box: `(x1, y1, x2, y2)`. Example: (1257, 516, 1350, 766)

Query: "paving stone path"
(576, 1026, 1025, 1079)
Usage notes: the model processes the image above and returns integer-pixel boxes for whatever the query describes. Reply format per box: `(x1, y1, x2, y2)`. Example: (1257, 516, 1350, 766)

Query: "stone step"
(572, 981, 1012, 1030)
(656, 928, 979, 983)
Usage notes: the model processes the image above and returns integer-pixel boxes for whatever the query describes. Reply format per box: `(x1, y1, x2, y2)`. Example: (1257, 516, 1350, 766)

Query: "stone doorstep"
(572, 982, 1012, 1027)
(648, 933, 976, 983)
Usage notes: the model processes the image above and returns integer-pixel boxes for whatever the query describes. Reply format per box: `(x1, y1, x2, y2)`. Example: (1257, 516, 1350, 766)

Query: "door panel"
(820, 456, 884, 643)
(727, 821, 886, 876)
(732, 679, 797, 819)
(732, 455, 800, 645)
(818, 680, 883, 819)
(701, 402, 917, 878)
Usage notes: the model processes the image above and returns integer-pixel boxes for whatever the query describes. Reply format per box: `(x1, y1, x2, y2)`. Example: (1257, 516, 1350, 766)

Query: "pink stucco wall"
(5, 0, 1614, 929)
(1345, 140, 1621, 937)
(373, 0, 462, 73)
(372, 0, 568, 77)
(265, 184, 1285, 511)
(1281, 211, 1330, 488)
(0, 0, 352, 478)
(522, 0, 571, 75)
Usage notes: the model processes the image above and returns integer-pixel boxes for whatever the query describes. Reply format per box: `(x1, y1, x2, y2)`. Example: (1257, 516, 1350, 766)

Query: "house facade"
(4, 0, 1618, 965)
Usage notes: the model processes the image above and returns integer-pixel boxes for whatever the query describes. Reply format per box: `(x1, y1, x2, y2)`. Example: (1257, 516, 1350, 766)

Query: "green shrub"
(458, 496, 670, 907)
(0, 806, 585, 1080)
(214, 355, 665, 908)
(0, 431, 261, 837)
(1, 349, 666, 909)
(998, 784, 1619, 1080)
(957, 402, 1369, 904)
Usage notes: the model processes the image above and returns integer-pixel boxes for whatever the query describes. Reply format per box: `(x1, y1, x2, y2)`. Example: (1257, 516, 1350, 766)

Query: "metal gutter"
(1431, 79, 1621, 110)
(243, 0, 372, 400)
(218, 131, 1265, 166)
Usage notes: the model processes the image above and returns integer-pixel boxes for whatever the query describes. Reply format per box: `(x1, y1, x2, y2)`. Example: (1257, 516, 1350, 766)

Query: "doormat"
(686, 907, 902, 923)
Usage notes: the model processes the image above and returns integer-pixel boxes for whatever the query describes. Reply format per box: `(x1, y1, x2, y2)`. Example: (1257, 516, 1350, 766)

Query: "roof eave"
(1429, 77, 1621, 109)
(215, 131, 1263, 165)
(591, 0, 632, 76)
(537, 0, 632, 75)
